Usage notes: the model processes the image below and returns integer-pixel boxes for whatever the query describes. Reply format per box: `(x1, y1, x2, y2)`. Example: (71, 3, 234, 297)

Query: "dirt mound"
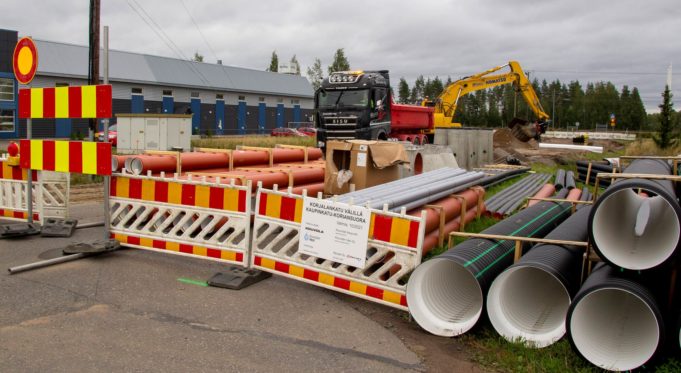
(493, 128, 536, 152)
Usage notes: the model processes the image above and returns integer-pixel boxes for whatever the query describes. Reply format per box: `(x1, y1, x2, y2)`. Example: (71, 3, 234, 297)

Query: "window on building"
(0, 109, 14, 132)
(258, 97, 265, 102)
(277, 98, 284, 103)
(162, 89, 173, 96)
(238, 95, 246, 101)
(0, 78, 14, 101)
(132, 87, 143, 94)
(191, 91, 200, 98)
(56, 82, 69, 87)
(216, 93, 224, 100)
(291, 99, 300, 105)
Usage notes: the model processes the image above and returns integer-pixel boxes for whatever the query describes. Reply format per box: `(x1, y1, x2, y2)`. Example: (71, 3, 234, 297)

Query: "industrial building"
(0, 29, 314, 139)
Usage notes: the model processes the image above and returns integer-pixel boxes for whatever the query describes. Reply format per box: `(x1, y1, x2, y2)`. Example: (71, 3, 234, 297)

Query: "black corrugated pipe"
(555, 169, 566, 190)
(554, 188, 569, 199)
(576, 160, 615, 172)
(478, 167, 530, 188)
(485, 174, 543, 212)
(576, 165, 614, 177)
(406, 198, 573, 337)
(577, 167, 612, 187)
(566, 264, 666, 371)
(589, 159, 681, 270)
(487, 206, 591, 348)
(565, 171, 576, 190)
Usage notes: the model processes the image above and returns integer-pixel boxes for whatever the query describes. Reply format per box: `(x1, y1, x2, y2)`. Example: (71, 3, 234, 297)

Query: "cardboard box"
(324, 140, 409, 195)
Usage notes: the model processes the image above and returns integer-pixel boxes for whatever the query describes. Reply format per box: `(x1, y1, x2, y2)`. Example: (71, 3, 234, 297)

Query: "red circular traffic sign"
(13, 37, 38, 85)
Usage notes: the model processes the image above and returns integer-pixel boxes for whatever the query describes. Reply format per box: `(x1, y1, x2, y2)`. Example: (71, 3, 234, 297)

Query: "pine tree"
(410, 76, 425, 104)
(327, 49, 350, 74)
(630, 88, 647, 131)
(306, 58, 324, 91)
(654, 85, 675, 149)
(192, 51, 204, 62)
(398, 78, 410, 104)
(290, 55, 301, 75)
(267, 51, 278, 72)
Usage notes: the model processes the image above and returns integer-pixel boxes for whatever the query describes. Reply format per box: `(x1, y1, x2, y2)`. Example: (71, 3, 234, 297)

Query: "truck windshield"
(317, 90, 370, 108)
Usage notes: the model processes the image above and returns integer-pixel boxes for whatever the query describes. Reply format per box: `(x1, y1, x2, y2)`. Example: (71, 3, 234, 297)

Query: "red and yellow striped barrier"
(18, 85, 112, 119)
(0, 159, 34, 181)
(19, 139, 112, 176)
(0, 209, 39, 221)
(111, 176, 248, 213)
(113, 233, 244, 263)
(254, 256, 407, 308)
(258, 190, 421, 248)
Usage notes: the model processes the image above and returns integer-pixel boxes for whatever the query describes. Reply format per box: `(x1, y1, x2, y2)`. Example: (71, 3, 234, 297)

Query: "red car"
(271, 127, 305, 137)
(297, 127, 317, 137)
(96, 125, 118, 146)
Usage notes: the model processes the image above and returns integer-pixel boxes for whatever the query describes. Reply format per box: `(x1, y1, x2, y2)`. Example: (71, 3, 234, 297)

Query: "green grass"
(191, 135, 315, 150)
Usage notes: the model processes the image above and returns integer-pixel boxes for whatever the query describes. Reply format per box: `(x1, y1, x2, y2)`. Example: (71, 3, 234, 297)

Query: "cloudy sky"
(2, 0, 679, 112)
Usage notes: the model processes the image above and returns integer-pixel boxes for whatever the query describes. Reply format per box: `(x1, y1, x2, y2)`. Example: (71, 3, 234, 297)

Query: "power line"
(179, 0, 219, 62)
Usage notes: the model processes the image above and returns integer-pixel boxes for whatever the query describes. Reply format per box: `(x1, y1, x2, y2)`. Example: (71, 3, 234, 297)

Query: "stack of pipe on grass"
(124, 147, 323, 175)
(576, 160, 616, 187)
(486, 206, 591, 348)
(588, 158, 681, 270)
(406, 197, 573, 337)
(335, 168, 486, 212)
(474, 166, 531, 189)
(566, 264, 666, 371)
(554, 169, 566, 190)
(484, 173, 552, 218)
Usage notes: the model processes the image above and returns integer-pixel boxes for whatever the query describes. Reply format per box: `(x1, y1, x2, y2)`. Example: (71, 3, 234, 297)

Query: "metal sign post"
(26, 118, 32, 223)
(102, 25, 110, 240)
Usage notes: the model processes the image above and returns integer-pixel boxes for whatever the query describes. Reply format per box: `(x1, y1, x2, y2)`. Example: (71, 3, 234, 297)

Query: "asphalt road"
(0, 204, 423, 372)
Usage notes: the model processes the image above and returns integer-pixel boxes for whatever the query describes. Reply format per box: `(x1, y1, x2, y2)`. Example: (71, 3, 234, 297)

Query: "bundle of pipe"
(127, 154, 177, 175)
(526, 183, 556, 207)
(576, 160, 616, 187)
(566, 264, 665, 371)
(335, 168, 485, 211)
(588, 158, 681, 270)
(485, 174, 552, 218)
(406, 198, 573, 337)
(579, 187, 592, 202)
(486, 206, 591, 348)
(475, 167, 530, 189)
(555, 169, 566, 190)
(112, 155, 131, 172)
(183, 167, 326, 193)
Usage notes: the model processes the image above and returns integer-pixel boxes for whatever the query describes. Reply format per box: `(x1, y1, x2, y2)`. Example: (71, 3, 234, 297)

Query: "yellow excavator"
(422, 61, 550, 141)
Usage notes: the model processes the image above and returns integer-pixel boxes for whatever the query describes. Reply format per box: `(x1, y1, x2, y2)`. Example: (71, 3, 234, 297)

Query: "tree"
(306, 58, 324, 91)
(267, 51, 278, 72)
(398, 78, 410, 104)
(409, 76, 425, 104)
(328, 48, 350, 74)
(630, 88, 647, 131)
(192, 51, 204, 62)
(290, 55, 301, 75)
(654, 85, 675, 149)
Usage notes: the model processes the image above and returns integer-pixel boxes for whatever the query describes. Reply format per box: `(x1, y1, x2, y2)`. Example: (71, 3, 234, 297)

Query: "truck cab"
(315, 70, 392, 148)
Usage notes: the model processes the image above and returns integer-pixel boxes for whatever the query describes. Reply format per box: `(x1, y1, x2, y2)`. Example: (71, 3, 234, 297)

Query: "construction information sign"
(299, 198, 370, 267)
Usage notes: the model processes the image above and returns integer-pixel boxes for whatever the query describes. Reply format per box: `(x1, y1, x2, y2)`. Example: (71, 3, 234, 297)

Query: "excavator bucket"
(507, 117, 537, 142)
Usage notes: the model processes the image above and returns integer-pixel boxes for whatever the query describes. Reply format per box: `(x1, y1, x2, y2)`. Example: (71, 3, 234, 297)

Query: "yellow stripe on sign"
(289, 264, 305, 278)
(1, 161, 11, 179)
(369, 213, 376, 237)
(193, 246, 207, 257)
(168, 182, 182, 204)
(349, 281, 367, 295)
(114, 233, 127, 243)
(293, 198, 303, 223)
(54, 141, 70, 172)
(259, 257, 276, 270)
(383, 290, 402, 305)
(81, 85, 97, 118)
(318, 273, 335, 286)
(166, 241, 180, 252)
(30, 140, 43, 170)
(389, 217, 411, 246)
(141, 179, 155, 201)
(195, 185, 210, 208)
(116, 177, 129, 198)
(220, 250, 237, 261)
(55, 86, 69, 118)
(81, 141, 97, 174)
(265, 194, 282, 219)
(30, 88, 43, 118)
(140, 237, 153, 248)
(223, 189, 239, 211)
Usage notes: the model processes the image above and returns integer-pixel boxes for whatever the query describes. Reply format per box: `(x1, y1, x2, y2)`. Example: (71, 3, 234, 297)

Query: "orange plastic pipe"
(180, 152, 230, 171)
(421, 206, 484, 256)
(129, 155, 177, 175)
(408, 187, 485, 235)
(527, 184, 556, 207)
(290, 182, 325, 195)
(566, 188, 582, 201)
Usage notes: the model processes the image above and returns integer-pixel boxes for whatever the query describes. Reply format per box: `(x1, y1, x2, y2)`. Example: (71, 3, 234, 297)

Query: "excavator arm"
(424, 61, 549, 139)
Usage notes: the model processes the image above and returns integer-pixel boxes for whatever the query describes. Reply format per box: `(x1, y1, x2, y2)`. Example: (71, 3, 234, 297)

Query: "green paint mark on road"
(177, 277, 208, 287)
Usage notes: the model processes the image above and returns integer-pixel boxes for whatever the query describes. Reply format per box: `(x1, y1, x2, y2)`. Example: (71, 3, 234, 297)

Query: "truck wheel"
(377, 132, 388, 141)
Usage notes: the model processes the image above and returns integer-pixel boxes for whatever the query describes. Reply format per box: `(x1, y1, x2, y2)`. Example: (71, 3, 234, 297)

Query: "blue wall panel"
(162, 96, 174, 114)
(191, 98, 201, 132)
(237, 101, 246, 135)
(276, 104, 284, 128)
(293, 104, 301, 123)
(131, 95, 144, 113)
(258, 103, 266, 134)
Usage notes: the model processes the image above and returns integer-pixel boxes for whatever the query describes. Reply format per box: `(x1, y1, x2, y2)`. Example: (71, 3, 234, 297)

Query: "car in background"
(271, 127, 306, 137)
(96, 125, 118, 146)
(297, 127, 317, 137)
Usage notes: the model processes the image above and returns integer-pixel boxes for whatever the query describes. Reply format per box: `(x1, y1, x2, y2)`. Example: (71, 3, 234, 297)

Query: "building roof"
(34, 39, 313, 98)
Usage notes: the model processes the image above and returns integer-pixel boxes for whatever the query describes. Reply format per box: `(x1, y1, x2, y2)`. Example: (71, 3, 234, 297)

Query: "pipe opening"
(592, 188, 680, 269)
(487, 266, 570, 348)
(570, 288, 660, 371)
(414, 153, 423, 175)
(407, 258, 483, 337)
(130, 158, 144, 175)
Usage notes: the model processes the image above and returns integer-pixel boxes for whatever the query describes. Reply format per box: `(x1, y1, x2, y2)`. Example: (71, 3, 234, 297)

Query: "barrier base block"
(41, 218, 78, 237)
(0, 222, 41, 238)
(63, 239, 121, 254)
(208, 267, 271, 290)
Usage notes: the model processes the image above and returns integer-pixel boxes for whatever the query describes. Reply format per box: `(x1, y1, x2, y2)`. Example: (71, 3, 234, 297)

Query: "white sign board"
(298, 198, 370, 267)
